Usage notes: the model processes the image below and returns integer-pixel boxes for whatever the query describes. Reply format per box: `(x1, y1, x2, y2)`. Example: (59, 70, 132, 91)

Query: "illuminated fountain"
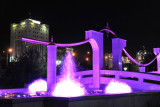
(105, 79, 132, 94)
(1, 25, 160, 106)
(20, 29, 160, 95)
(52, 52, 86, 97)
(28, 78, 47, 94)
(26, 52, 132, 96)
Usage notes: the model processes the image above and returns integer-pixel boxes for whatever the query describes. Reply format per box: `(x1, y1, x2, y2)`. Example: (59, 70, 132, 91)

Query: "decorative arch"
(22, 30, 103, 91)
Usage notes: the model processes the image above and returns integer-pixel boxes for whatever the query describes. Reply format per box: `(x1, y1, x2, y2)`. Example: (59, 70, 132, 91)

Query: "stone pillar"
(85, 30, 103, 89)
(139, 67, 145, 72)
(112, 38, 126, 71)
(47, 45, 57, 92)
(154, 48, 160, 72)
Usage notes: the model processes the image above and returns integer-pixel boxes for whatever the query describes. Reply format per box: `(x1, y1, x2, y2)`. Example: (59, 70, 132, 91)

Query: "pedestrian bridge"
(75, 70, 160, 91)
(22, 30, 160, 91)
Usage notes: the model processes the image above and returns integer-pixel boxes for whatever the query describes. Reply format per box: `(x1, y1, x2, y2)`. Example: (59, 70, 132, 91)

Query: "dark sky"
(1, 0, 160, 55)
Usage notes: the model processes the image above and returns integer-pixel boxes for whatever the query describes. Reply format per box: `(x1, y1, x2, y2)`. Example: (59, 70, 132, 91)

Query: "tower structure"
(10, 19, 49, 61)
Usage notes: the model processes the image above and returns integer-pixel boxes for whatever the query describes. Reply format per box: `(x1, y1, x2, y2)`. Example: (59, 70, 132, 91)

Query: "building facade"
(104, 53, 133, 70)
(10, 19, 49, 61)
(136, 49, 152, 64)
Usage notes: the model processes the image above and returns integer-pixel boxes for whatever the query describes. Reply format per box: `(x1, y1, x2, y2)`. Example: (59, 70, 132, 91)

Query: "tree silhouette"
(0, 47, 47, 89)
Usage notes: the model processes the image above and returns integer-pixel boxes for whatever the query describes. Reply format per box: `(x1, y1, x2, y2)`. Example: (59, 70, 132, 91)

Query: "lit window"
(12, 24, 17, 28)
(21, 21, 26, 25)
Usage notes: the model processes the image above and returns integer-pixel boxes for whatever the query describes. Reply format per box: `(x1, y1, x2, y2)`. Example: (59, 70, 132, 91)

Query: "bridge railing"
(74, 70, 160, 91)
(75, 70, 93, 85)
(101, 70, 160, 90)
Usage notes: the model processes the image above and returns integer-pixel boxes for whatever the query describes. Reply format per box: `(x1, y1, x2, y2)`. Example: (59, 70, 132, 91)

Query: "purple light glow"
(100, 29, 117, 37)
(22, 38, 50, 45)
(52, 52, 86, 97)
(47, 45, 57, 92)
(52, 78, 85, 97)
(105, 80, 132, 94)
(85, 30, 104, 89)
(28, 79, 47, 94)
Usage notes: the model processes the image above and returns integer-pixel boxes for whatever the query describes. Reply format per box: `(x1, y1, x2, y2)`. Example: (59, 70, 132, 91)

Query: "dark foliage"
(0, 48, 47, 89)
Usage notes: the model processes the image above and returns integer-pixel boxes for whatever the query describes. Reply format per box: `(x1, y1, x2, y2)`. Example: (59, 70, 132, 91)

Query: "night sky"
(1, 0, 160, 56)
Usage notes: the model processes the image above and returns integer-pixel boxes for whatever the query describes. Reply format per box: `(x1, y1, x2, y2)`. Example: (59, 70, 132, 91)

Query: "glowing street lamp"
(124, 67, 128, 71)
(72, 52, 76, 57)
(85, 57, 89, 61)
(87, 51, 90, 54)
(105, 56, 108, 60)
(8, 48, 13, 53)
(6, 48, 13, 66)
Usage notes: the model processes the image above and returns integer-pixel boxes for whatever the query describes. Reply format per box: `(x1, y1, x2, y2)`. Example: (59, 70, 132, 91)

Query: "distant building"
(104, 53, 113, 69)
(104, 53, 132, 70)
(66, 47, 74, 53)
(136, 47, 152, 64)
(10, 19, 49, 61)
(122, 56, 131, 64)
(135, 47, 155, 72)
(56, 47, 74, 66)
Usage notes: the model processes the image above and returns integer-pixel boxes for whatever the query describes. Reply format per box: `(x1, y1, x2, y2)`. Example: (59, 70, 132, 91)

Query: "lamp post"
(6, 48, 13, 66)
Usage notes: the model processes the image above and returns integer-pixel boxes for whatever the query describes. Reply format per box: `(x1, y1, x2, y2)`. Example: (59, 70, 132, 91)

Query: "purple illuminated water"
(105, 79, 132, 94)
(26, 52, 132, 97)
(28, 79, 47, 94)
(52, 52, 86, 97)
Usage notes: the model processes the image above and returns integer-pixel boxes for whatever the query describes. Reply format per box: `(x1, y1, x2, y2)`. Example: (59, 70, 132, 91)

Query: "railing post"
(85, 30, 103, 90)
(138, 77, 144, 84)
(47, 45, 57, 92)
(139, 67, 145, 72)
(112, 38, 126, 71)
(154, 48, 160, 72)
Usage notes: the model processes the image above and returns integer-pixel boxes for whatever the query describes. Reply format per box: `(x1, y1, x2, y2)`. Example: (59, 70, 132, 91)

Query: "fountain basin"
(0, 91, 160, 107)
